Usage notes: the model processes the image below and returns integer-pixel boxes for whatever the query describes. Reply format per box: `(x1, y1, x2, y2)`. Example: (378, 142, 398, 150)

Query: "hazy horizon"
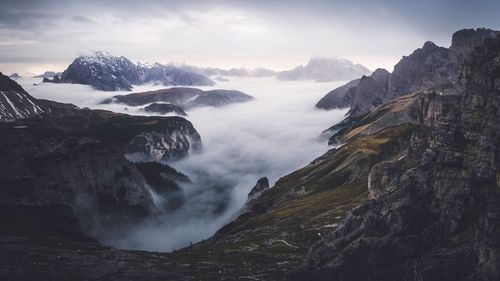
(2, 0, 500, 76)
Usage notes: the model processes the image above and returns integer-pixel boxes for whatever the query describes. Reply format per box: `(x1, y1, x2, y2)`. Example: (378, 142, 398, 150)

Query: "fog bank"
(19, 76, 347, 251)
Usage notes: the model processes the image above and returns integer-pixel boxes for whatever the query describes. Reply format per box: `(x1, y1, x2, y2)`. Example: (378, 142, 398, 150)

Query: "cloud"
(1, 0, 500, 74)
(17, 76, 348, 251)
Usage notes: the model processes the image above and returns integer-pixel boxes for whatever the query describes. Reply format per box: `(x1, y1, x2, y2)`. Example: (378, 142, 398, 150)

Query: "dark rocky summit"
(143, 102, 187, 116)
(2, 28, 500, 281)
(247, 177, 270, 200)
(43, 51, 214, 91)
(0, 72, 45, 121)
(278, 58, 371, 82)
(104, 87, 253, 109)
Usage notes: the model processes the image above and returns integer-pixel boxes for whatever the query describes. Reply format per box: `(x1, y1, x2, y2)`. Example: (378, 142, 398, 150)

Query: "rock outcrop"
(0, 72, 45, 121)
(247, 177, 270, 200)
(277, 58, 371, 82)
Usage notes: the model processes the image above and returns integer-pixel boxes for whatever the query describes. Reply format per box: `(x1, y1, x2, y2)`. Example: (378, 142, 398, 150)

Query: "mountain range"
(43, 51, 215, 91)
(39, 55, 371, 91)
(2, 28, 500, 281)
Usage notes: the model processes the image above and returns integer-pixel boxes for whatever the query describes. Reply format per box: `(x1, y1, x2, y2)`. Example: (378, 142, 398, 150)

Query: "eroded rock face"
(287, 33, 500, 281)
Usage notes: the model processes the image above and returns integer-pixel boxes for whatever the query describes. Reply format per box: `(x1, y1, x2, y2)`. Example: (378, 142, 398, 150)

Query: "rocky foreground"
(1, 28, 500, 281)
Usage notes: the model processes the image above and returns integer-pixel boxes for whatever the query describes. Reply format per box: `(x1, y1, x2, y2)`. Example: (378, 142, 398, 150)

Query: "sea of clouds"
(19, 76, 347, 251)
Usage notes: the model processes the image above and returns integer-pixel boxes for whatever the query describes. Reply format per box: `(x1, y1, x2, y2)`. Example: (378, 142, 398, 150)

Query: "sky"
(1, 0, 500, 75)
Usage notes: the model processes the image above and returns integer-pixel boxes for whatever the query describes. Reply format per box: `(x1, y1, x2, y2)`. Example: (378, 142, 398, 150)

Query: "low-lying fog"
(18, 77, 347, 251)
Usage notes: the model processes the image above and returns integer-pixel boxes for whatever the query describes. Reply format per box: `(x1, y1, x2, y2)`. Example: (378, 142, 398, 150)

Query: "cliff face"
(287, 34, 500, 281)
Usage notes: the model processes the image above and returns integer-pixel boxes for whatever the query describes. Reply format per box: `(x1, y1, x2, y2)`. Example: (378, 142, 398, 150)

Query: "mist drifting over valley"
(18, 76, 346, 251)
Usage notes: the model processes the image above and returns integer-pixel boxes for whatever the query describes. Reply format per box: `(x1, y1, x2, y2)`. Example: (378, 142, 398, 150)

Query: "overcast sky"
(1, 0, 499, 75)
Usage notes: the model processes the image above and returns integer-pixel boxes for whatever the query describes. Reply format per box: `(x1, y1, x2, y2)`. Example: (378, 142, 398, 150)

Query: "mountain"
(43, 51, 215, 91)
(277, 58, 371, 82)
(103, 87, 254, 109)
(319, 28, 499, 145)
(33, 71, 62, 79)
(316, 28, 499, 116)
(0, 72, 45, 121)
(9, 73, 21, 79)
(137, 62, 215, 87)
(3, 28, 500, 281)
